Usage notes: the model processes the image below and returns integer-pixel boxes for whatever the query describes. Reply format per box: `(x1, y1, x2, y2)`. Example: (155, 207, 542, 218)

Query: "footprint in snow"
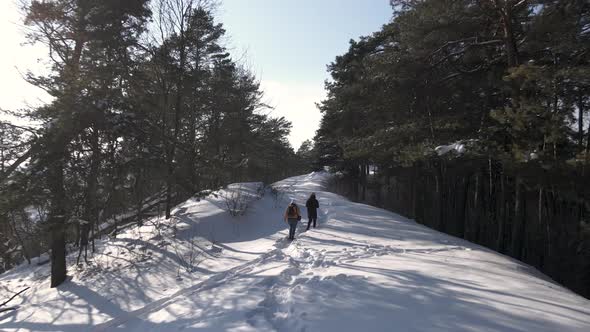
(282, 267, 302, 278)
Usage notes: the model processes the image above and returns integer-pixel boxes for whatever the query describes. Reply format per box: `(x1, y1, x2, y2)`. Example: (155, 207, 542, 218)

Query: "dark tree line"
(0, 0, 301, 287)
(316, 0, 590, 297)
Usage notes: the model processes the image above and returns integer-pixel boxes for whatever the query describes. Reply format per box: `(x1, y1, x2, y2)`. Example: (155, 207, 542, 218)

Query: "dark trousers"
(288, 218, 298, 239)
(307, 214, 317, 230)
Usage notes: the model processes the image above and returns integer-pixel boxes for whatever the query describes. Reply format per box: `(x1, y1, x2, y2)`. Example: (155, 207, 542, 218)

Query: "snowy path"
(2, 172, 590, 331)
(92, 173, 590, 331)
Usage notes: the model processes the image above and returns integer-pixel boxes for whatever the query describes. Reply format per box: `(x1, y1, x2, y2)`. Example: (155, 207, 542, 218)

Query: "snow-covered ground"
(1, 172, 590, 331)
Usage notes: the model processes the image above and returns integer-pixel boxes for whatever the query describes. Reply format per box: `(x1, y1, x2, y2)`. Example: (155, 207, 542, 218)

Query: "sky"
(0, 0, 392, 149)
(219, 0, 392, 149)
(0, 1, 51, 113)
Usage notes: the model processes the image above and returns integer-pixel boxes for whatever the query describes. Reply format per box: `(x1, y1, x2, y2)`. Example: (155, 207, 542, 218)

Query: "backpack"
(288, 204, 297, 218)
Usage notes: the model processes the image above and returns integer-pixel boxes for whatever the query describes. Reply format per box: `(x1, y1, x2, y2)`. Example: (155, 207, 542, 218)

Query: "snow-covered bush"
(172, 228, 204, 275)
(222, 186, 250, 217)
(269, 185, 286, 208)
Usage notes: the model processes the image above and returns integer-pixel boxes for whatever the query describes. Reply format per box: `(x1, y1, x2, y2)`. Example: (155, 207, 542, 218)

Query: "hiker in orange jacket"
(284, 200, 301, 240)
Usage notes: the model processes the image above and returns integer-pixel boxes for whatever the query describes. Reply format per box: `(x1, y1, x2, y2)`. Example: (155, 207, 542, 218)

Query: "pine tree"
(1, 0, 301, 287)
(317, 0, 590, 297)
(21, 0, 151, 287)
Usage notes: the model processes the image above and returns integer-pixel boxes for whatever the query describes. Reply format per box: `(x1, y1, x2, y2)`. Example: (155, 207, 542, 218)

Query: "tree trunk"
(472, 173, 480, 242)
(48, 155, 67, 288)
(511, 176, 522, 258)
(188, 112, 198, 192)
(577, 90, 585, 150)
(458, 175, 470, 239)
(48, 5, 88, 286)
(9, 213, 31, 264)
(438, 163, 445, 232)
(496, 0, 520, 66)
(411, 169, 418, 220)
(136, 166, 144, 226)
(497, 175, 505, 252)
(187, 47, 202, 193)
(79, 128, 99, 263)
(165, 20, 188, 219)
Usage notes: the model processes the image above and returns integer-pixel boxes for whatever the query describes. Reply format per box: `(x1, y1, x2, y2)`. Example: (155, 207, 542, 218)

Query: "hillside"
(1, 172, 590, 331)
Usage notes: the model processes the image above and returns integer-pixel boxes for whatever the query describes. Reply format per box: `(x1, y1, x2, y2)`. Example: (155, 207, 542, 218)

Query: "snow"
(24, 206, 46, 224)
(435, 139, 481, 156)
(1, 172, 590, 331)
(435, 141, 466, 156)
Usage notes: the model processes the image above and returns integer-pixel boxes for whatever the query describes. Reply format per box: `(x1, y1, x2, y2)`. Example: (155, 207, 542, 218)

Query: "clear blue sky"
(219, 0, 392, 149)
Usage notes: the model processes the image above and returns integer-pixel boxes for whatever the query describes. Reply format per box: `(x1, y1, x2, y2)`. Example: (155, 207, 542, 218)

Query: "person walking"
(305, 193, 319, 230)
(284, 200, 301, 240)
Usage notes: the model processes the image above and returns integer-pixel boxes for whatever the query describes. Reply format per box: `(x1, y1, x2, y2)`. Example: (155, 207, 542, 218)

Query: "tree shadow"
(88, 264, 590, 332)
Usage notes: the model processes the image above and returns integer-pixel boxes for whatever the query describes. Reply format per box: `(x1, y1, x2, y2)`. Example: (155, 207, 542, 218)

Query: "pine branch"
(0, 120, 40, 138)
(430, 39, 504, 68)
(0, 146, 34, 185)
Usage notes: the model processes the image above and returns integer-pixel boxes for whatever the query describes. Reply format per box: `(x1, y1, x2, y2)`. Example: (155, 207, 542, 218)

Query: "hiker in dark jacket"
(305, 193, 319, 230)
(284, 200, 301, 240)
